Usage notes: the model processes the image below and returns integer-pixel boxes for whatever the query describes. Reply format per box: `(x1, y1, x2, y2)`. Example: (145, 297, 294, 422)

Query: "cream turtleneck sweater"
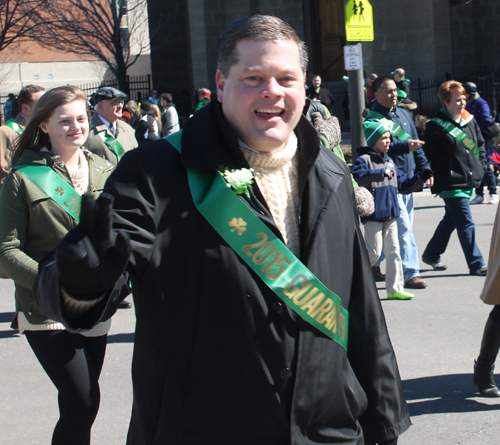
(240, 133, 300, 256)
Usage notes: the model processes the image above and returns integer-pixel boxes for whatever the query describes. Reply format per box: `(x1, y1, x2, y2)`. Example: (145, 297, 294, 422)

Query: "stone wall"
(449, 0, 500, 75)
(148, 0, 306, 116)
(361, 0, 452, 80)
(148, 0, 500, 116)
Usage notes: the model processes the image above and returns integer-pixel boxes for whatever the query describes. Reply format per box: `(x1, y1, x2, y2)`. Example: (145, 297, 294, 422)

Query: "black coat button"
(272, 301, 283, 313)
(280, 368, 293, 380)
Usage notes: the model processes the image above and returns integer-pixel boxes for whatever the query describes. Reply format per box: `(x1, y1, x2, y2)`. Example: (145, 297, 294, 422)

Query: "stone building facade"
(147, 0, 500, 116)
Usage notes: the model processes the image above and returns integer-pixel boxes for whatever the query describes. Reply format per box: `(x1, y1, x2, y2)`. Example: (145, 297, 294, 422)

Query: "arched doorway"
(308, 0, 346, 81)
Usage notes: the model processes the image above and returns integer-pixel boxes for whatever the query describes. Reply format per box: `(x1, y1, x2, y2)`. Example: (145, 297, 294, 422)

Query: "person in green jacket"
(0, 86, 114, 445)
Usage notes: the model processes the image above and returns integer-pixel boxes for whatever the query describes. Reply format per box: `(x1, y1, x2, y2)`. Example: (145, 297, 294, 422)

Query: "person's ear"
(215, 70, 225, 103)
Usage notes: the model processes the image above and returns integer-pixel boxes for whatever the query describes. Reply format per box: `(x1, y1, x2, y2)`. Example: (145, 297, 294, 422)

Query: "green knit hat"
(363, 120, 390, 147)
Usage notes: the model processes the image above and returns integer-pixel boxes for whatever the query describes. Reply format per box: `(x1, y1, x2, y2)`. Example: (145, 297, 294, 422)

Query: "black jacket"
(35, 101, 410, 444)
(306, 85, 335, 112)
(423, 109, 486, 194)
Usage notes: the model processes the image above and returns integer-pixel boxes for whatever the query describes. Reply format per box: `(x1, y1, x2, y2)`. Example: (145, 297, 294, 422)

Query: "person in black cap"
(84, 86, 138, 166)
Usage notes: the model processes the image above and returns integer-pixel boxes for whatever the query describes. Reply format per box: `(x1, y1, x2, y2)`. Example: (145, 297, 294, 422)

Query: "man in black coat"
(306, 74, 335, 113)
(34, 15, 410, 445)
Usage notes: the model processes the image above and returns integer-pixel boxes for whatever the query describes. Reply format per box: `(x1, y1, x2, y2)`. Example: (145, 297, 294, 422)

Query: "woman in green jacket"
(0, 86, 115, 444)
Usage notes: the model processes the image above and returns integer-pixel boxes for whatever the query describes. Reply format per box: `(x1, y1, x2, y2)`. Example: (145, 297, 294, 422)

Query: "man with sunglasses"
(85, 87, 138, 165)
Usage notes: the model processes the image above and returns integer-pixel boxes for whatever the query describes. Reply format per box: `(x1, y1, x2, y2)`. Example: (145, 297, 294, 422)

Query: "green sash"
(3, 119, 23, 135)
(165, 131, 349, 350)
(367, 111, 412, 141)
(15, 165, 81, 221)
(93, 124, 125, 159)
(431, 116, 480, 159)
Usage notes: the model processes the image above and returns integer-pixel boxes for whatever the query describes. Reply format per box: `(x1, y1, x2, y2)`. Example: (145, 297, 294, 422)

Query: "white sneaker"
(470, 195, 485, 205)
(490, 194, 499, 204)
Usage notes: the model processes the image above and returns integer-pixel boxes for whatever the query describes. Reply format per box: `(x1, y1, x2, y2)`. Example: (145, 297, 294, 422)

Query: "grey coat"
(84, 113, 138, 165)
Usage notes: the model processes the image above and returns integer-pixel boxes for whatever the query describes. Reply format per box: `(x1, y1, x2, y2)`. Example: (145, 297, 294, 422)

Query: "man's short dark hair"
(372, 76, 395, 93)
(160, 93, 173, 103)
(217, 15, 308, 77)
(17, 85, 45, 108)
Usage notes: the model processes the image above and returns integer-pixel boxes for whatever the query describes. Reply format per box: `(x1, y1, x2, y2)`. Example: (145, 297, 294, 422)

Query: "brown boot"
(372, 266, 385, 282)
(404, 276, 427, 289)
(474, 316, 500, 397)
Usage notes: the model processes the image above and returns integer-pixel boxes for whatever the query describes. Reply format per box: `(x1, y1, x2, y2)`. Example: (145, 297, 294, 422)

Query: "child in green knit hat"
(352, 120, 432, 300)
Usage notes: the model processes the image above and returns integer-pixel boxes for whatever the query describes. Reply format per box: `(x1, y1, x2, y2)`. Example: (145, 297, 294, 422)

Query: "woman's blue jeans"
(422, 196, 485, 273)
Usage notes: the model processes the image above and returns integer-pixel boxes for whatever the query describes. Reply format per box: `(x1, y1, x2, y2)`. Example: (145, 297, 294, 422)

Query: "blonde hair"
(151, 104, 162, 134)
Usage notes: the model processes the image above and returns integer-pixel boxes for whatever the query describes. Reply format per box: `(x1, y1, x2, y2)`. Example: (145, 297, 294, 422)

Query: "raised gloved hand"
(419, 168, 433, 181)
(354, 186, 375, 217)
(311, 111, 342, 150)
(56, 193, 131, 299)
(384, 168, 394, 179)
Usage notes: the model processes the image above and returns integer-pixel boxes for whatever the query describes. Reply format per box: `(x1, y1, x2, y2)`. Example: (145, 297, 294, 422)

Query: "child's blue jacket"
(352, 146, 424, 223)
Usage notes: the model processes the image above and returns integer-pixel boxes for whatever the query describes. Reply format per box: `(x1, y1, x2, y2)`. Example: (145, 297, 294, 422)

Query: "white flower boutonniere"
(221, 168, 255, 199)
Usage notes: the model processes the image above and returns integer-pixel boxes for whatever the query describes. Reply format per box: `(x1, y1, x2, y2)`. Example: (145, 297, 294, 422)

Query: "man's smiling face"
(216, 39, 305, 154)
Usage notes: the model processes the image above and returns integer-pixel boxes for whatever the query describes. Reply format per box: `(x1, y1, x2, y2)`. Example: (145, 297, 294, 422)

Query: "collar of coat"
(438, 107, 474, 127)
(176, 100, 346, 254)
(14, 147, 113, 188)
(179, 100, 338, 195)
(372, 101, 400, 119)
(16, 146, 111, 171)
(357, 145, 389, 162)
(92, 113, 123, 136)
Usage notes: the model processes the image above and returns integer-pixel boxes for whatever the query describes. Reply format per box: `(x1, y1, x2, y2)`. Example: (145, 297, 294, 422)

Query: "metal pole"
(347, 43, 366, 163)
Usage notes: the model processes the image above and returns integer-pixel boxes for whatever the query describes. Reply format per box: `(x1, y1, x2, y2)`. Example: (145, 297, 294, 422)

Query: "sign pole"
(347, 44, 365, 163)
(344, 0, 373, 162)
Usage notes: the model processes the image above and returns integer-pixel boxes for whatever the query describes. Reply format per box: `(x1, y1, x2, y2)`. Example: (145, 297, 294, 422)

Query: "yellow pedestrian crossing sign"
(345, 0, 374, 42)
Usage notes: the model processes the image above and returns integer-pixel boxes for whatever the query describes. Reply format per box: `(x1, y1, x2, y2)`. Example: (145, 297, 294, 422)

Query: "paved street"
(1, 188, 500, 444)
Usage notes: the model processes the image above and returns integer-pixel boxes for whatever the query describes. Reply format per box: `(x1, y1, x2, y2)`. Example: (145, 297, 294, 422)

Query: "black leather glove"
(420, 168, 433, 181)
(56, 193, 131, 300)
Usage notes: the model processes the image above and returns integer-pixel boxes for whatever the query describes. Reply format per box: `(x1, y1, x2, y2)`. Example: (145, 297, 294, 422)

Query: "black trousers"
(25, 329, 107, 445)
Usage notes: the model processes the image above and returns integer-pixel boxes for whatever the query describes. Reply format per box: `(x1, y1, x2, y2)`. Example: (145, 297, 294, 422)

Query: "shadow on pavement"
(419, 271, 471, 277)
(0, 312, 18, 338)
(415, 205, 444, 211)
(403, 373, 500, 416)
(0, 329, 20, 339)
(108, 332, 135, 343)
(0, 311, 15, 323)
